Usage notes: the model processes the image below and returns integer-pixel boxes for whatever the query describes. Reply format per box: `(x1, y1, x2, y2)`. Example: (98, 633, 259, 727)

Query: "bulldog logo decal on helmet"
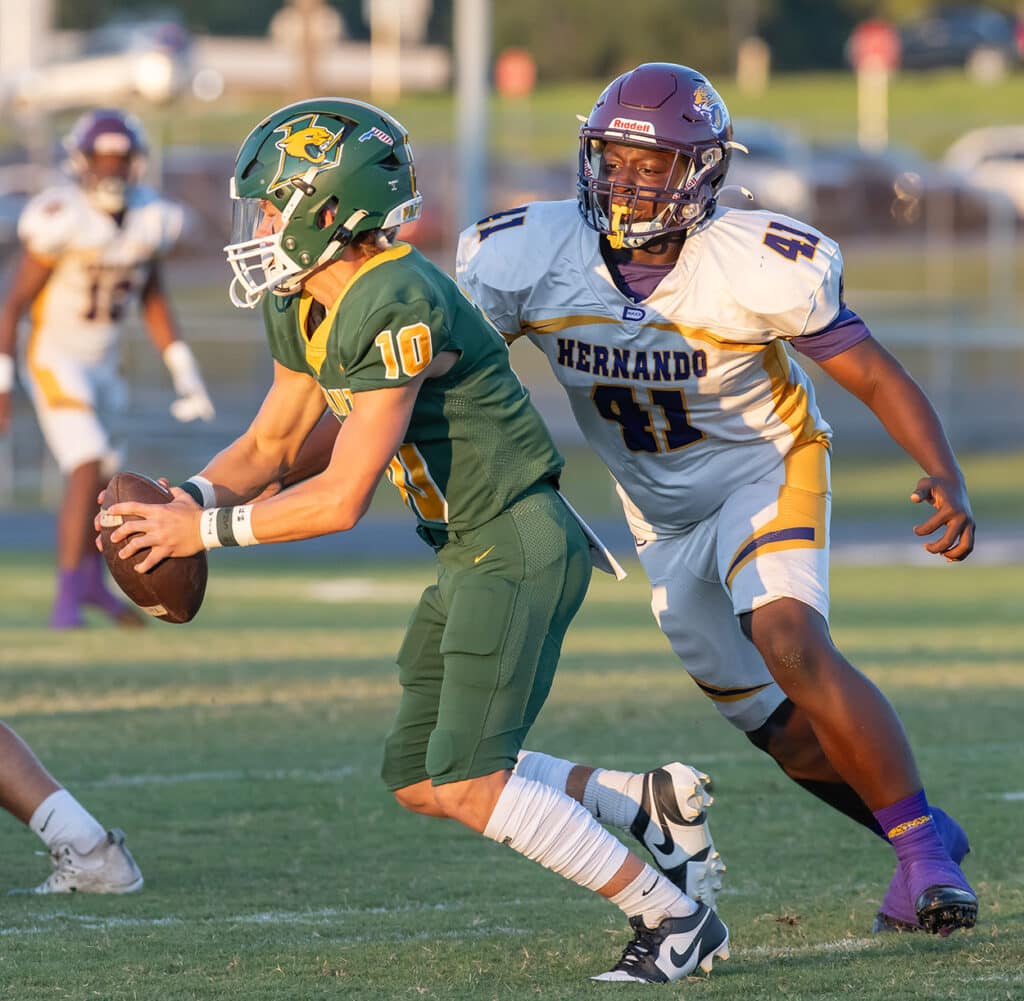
(269, 113, 346, 193)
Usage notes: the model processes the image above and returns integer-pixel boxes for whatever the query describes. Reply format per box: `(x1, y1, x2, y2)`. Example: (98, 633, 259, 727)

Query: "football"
(98, 471, 208, 623)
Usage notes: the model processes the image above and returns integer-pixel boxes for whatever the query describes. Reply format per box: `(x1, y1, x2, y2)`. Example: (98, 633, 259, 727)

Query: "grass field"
(1, 552, 1021, 1000)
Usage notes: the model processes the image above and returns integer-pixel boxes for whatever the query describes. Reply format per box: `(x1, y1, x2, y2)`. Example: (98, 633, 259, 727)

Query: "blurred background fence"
(1, 0, 1022, 510)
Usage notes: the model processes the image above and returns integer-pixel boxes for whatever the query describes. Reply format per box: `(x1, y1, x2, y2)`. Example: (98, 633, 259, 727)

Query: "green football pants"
(381, 486, 591, 789)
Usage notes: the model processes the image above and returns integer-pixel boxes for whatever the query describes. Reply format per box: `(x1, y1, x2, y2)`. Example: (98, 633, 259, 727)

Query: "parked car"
(721, 119, 816, 220)
(897, 5, 1024, 78)
(808, 140, 999, 236)
(943, 126, 1024, 218)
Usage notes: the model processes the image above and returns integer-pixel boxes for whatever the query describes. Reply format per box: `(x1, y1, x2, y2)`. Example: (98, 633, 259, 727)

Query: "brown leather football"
(99, 471, 207, 623)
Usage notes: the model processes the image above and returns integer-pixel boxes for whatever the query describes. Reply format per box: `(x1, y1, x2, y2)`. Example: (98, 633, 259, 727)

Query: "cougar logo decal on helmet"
(269, 114, 345, 193)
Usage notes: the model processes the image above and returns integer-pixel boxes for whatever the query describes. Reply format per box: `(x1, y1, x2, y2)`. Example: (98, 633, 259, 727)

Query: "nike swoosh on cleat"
(640, 878, 659, 897)
(669, 911, 711, 968)
(644, 773, 674, 855)
(38, 810, 55, 833)
(670, 935, 702, 969)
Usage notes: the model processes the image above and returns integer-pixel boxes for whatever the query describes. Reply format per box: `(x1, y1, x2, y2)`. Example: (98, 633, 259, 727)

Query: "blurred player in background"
(458, 63, 977, 936)
(0, 720, 142, 893)
(0, 108, 215, 630)
(101, 98, 729, 984)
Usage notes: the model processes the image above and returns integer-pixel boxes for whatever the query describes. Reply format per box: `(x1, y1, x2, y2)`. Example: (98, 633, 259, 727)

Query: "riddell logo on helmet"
(608, 118, 655, 135)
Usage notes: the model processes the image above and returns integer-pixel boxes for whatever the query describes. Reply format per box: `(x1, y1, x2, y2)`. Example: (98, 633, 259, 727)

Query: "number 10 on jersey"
(374, 322, 434, 379)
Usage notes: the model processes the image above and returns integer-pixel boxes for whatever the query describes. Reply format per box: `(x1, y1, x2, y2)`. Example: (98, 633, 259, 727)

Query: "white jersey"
(18, 183, 183, 366)
(457, 200, 843, 539)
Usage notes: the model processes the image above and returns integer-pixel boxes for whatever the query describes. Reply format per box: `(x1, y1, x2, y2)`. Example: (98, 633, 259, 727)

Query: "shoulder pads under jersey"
(456, 200, 579, 336)
(17, 185, 88, 260)
(692, 206, 844, 337)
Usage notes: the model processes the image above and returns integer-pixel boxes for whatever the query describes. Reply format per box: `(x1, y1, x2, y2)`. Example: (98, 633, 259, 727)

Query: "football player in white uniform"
(0, 108, 215, 629)
(458, 63, 977, 937)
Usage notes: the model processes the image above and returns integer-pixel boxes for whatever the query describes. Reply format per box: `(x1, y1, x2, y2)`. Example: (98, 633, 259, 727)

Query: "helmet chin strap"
(273, 209, 372, 295)
(317, 209, 370, 266)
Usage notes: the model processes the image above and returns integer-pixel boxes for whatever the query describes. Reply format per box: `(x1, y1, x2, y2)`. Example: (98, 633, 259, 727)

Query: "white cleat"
(592, 902, 730, 983)
(629, 762, 726, 910)
(28, 828, 144, 895)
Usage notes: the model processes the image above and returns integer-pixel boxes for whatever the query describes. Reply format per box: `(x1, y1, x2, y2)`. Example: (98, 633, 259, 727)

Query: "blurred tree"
(53, 0, 1024, 68)
(492, 0, 736, 80)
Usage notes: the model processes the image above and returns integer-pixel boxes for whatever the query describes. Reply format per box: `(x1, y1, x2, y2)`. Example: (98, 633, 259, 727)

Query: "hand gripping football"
(98, 471, 208, 623)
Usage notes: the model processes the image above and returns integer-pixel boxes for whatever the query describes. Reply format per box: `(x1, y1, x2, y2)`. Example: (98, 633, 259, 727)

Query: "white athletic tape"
(98, 511, 125, 527)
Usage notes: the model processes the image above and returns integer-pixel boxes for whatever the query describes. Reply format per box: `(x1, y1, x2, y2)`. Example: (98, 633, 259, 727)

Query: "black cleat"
(871, 911, 921, 934)
(591, 903, 729, 983)
(915, 885, 978, 936)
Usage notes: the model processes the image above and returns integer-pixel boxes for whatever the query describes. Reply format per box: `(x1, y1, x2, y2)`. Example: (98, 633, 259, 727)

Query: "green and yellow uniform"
(263, 242, 592, 787)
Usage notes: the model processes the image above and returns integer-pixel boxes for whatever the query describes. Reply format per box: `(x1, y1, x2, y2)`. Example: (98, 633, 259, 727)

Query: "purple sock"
(50, 568, 85, 629)
(878, 806, 970, 925)
(80, 552, 129, 617)
(874, 791, 972, 904)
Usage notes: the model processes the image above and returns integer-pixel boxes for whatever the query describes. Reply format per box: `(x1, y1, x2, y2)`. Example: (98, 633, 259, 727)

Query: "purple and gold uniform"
(458, 200, 871, 730)
(17, 183, 182, 473)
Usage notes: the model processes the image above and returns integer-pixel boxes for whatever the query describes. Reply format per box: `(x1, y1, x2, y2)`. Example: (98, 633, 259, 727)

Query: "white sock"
(484, 774, 629, 891)
(610, 864, 697, 927)
(582, 768, 643, 829)
(514, 750, 575, 793)
(29, 790, 106, 853)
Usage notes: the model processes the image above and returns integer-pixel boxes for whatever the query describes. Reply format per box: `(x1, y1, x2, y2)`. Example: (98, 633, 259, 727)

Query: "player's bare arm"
(108, 351, 456, 568)
(138, 263, 178, 353)
(195, 360, 327, 503)
(95, 360, 325, 550)
(819, 336, 974, 561)
(0, 251, 54, 433)
(278, 408, 340, 489)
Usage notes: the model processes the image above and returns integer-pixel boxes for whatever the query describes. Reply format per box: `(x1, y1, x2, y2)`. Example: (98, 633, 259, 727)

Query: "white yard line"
(0, 910, 887, 960)
(0, 899, 561, 939)
(739, 937, 877, 958)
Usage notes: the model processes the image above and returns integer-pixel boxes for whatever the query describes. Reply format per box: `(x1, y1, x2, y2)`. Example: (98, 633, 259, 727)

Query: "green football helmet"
(224, 97, 422, 307)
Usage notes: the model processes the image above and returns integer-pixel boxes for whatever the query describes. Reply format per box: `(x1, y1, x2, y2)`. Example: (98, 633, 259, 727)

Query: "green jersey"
(262, 243, 563, 534)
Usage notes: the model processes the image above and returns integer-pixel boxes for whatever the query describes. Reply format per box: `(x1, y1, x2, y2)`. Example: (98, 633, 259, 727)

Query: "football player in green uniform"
(100, 98, 728, 984)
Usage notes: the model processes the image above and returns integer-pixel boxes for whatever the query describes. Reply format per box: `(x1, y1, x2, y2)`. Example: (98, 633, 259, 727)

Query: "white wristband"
(199, 508, 222, 550)
(181, 475, 217, 508)
(199, 505, 259, 549)
(230, 505, 259, 546)
(0, 354, 13, 394)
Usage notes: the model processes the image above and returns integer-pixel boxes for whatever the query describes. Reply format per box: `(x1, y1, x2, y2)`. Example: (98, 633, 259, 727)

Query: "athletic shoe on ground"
(30, 828, 144, 895)
(915, 884, 978, 936)
(873, 808, 971, 934)
(591, 902, 729, 983)
(629, 762, 726, 909)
